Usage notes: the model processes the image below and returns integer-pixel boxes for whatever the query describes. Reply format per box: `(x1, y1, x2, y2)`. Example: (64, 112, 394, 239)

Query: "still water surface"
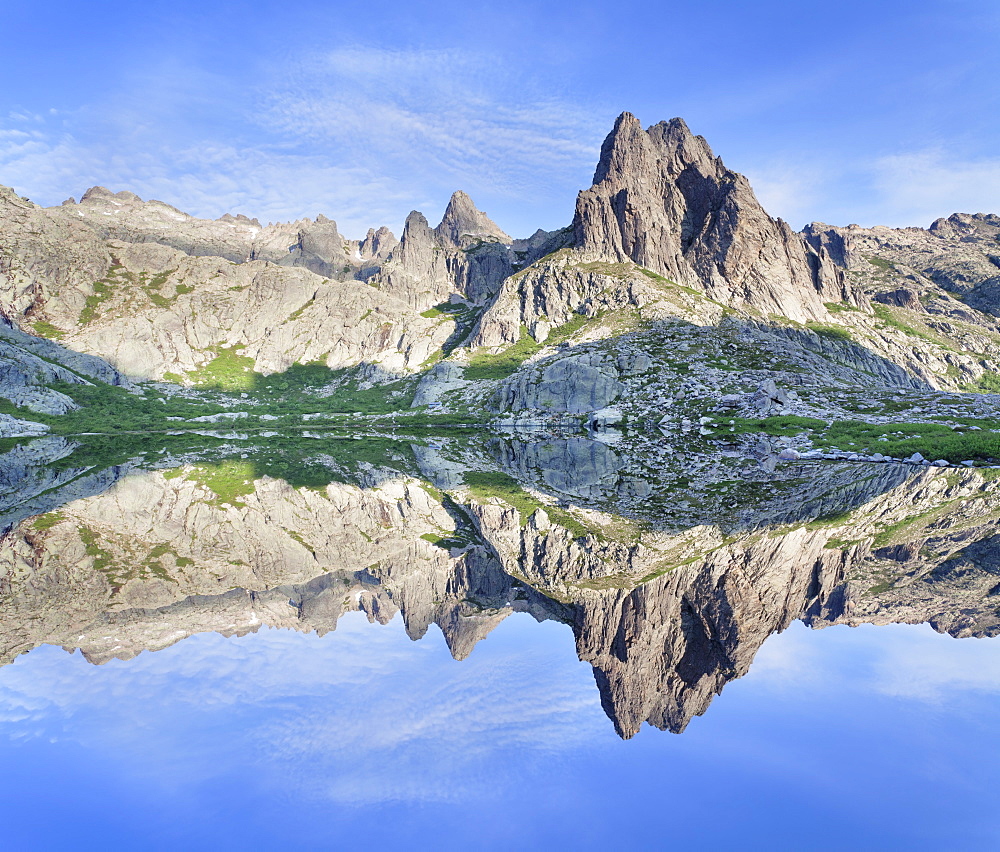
(0, 431, 997, 849)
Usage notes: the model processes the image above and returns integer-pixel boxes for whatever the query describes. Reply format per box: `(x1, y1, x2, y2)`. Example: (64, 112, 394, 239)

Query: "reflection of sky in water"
(0, 615, 997, 850)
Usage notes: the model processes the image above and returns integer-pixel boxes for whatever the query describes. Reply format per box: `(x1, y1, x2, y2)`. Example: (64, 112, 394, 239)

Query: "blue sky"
(1, 0, 998, 237)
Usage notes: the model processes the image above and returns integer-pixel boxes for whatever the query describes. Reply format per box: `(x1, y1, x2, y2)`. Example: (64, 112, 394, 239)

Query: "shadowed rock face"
(572, 114, 857, 322)
(1, 436, 998, 739)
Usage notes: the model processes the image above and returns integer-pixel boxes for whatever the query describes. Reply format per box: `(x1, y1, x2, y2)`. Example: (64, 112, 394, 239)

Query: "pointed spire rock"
(573, 113, 857, 321)
(358, 225, 397, 260)
(592, 112, 650, 185)
(434, 190, 510, 247)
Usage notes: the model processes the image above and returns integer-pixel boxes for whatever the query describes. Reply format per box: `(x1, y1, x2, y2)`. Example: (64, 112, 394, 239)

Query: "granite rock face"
(67, 186, 362, 277)
(3, 113, 1000, 402)
(370, 193, 515, 311)
(573, 114, 857, 321)
(805, 213, 1000, 316)
(0, 186, 453, 378)
(492, 351, 624, 414)
(435, 190, 511, 247)
(0, 315, 129, 425)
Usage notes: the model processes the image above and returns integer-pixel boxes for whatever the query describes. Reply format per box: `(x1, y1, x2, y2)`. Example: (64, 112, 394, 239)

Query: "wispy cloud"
(0, 112, 414, 235)
(871, 148, 1000, 227)
(6, 43, 994, 240)
(742, 162, 832, 228)
(0, 46, 606, 237)
(734, 145, 1000, 231)
(258, 46, 605, 222)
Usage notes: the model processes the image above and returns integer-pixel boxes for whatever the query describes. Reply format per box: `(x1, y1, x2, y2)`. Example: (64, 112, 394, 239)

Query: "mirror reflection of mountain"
(1, 431, 998, 738)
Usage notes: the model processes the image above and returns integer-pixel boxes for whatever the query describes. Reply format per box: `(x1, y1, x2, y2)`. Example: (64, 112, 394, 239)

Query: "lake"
(1, 430, 997, 850)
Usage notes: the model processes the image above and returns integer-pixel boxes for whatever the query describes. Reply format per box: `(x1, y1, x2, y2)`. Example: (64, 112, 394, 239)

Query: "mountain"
(573, 114, 854, 320)
(2, 113, 1000, 444)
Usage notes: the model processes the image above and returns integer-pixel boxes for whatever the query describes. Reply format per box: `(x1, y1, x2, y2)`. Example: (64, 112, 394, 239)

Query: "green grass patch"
(866, 256, 895, 272)
(804, 509, 854, 529)
(420, 531, 467, 550)
(725, 415, 827, 437)
(824, 302, 861, 313)
(871, 303, 939, 344)
(722, 414, 1000, 464)
(464, 326, 542, 381)
(188, 346, 257, 391)
(31, 320, 66, 339)
(638, 267, 701, 295)
(286, 296, 314, 323)
(79, 281, 113, 325)
(464, 313, 597, 382)
(963, 371, 1000, 393)
(32, 511, 65, 531)
(806, 321, 853, 342)
(464, 470, 543, 526)
(184, 460, 257, 506)
(79, 525, 113, 574)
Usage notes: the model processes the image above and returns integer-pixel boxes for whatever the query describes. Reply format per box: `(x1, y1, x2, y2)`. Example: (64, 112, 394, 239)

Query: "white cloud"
(871, 628, 1000, 703)
(0, 47, 607, 238)
(0, 118, 413, 236)
(871, 148, 1000, 227)
(258, 46, 604, 216)
(743, 163, 830, 228)
(723, 147, 1000, 231)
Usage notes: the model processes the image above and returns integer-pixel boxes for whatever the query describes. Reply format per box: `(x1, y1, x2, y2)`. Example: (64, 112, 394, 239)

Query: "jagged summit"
(3, 111, 1000, 389)
(359, 225, 397, 260)
(79, 186, 144, 205)
(434, 190, 510, 247)
(592, 113, 716, 185)
(574, 111, 856, 321)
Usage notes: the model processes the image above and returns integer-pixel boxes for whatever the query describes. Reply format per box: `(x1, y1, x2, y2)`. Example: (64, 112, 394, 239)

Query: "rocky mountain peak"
(591, 112, 648, 185)
(359, 226, 397, 260)
(79, 186, 142, 205)
(434, 190, 510, 247)
(403, 210, 434, 242)
(929, 211, 1000, 239)
(573, 113, 854, 320)
(648, 117, 719, 173)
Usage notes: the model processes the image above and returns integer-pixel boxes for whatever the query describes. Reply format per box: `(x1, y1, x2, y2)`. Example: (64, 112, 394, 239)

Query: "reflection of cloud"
(744, 622, 822, 687)
(0, 613, 604, 804)
(749, 621, 1000, 707)
(872, 629, 1000, 703)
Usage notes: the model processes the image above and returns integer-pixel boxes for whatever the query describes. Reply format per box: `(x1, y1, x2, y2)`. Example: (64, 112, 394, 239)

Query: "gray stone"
(572, 114, 857, 321)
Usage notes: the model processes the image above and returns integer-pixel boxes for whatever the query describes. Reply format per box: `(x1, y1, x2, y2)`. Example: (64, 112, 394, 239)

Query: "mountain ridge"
(2, 112, 1000, 443)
